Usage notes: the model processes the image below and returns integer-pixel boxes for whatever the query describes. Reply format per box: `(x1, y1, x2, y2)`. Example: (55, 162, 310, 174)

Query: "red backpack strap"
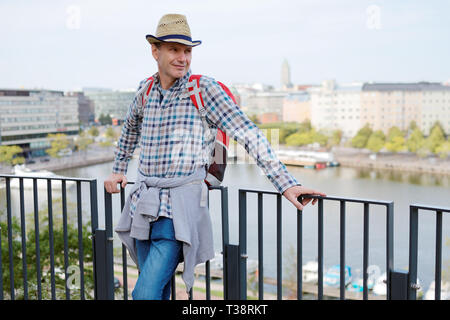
(141, 76, 154, 106)
(188, 74, 205, 110)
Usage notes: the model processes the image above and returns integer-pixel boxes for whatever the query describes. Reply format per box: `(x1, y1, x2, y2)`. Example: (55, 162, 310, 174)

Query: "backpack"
(140, 74, 236, 187)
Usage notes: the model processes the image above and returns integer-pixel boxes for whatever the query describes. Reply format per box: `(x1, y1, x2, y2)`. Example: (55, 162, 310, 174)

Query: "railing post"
(238, 190, 247, 300)
(224, 244, 240, 300)
(390, 270, 409, 300)
(94, 229, 108, 300)
(408, 206, 419, 300)
(103, 189, 115, 300)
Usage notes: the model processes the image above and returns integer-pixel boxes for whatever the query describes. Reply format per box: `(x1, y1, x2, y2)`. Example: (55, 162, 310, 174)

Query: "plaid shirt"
(113, 69, 299, 219)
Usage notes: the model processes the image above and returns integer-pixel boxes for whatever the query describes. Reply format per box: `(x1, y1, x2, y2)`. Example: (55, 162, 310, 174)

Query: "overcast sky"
(1, 0, 449, 91)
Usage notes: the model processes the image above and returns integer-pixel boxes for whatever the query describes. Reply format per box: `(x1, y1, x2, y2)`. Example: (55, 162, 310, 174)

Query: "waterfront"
(1, 158, 449, 298)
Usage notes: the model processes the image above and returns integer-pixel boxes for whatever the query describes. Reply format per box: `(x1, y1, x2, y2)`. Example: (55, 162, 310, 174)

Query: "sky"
(1, 0, 449, 91)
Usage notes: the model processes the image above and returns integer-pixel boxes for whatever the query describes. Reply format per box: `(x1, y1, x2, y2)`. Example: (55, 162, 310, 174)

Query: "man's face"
(152, 42, 192, 81)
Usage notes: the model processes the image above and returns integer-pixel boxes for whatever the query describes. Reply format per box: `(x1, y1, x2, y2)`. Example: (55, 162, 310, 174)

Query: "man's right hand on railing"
(104, 173, 128, 193)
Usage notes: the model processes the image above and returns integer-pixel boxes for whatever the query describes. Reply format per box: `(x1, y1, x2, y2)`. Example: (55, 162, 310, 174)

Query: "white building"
(0, 89, 79, 158)
(309, 80, 363, 138)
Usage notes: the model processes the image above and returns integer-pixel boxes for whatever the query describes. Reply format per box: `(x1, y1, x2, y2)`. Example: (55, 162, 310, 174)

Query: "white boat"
(324, 265, 352, 288)
(424, 280, 450, 300)
(302, 260, 318, 284)
(373, 272, 387, 296)
(347, 266, 378, 292)
(5, 165, 76, 190)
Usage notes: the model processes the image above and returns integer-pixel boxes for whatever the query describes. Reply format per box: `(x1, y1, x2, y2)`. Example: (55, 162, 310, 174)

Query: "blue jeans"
(132, 217, 183, 300)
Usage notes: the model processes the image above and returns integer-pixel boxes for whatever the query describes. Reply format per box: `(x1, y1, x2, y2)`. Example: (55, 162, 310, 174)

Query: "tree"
(87, 126, 99, 137)
(0, 198, 94, 300)
(436, 140, 450, 159)
(387, 126, 404, 141)
(351, 124, 373, 149)
(75, 130, 94, 152)
(406, 128, 425, 153)
(104, 126, 119, 140)
(248, 114, 261, 125)
(46, 133, 70, 158)
(98, 113, 112, 126)
(425, 124, 446, 154)
(311, 129, 328, 146)
(385, 135, 407, 153)
(330, 129, 343, 146)
(366, 130, 386, 153)
(0, 145, 25, 165)
(285, 131, 313, 146)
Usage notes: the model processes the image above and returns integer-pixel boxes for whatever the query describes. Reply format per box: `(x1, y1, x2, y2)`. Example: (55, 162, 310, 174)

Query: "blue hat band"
(158, 34, 194, 42)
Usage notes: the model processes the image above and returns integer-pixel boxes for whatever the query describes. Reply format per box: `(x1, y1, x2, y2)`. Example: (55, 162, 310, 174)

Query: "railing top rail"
(0, 173, 96, 183)
(112, 181, 226, 189)
(238, 188, 393, 206)
(410, 203, 450, 213)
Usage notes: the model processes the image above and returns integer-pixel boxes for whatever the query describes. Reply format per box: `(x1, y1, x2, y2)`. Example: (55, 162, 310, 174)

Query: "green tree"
(385, 135, 407, 153)
(0, 145, 25, 165)
(285, 131, 313, 146)
(351, 124, 373, 149)
(330, 129, 343, 146)
(436, 140, 450, 159)
(87, 126, 99, 137)
(104, 126, 119, 140)
(248, 114, 261, 125)
(387, 126, 404, 141)
(408, 120, 418, 132)
(366, 130, 386, 153)
(425, 124, 446, 154)
(311, 129, 328, 146)
(406, 128, 425, 153)
(98, 114, 112, 126)
(46, 134, 70, 158)
(0, 200, 94, 300)
(75, 130, 94, 152)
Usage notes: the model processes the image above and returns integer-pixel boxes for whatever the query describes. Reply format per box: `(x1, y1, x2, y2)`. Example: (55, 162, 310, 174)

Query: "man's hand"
(104, 173, 128, 194)
(283, 185, 326, 211)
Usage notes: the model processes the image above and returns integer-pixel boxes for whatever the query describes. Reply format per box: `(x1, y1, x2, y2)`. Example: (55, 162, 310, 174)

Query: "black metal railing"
(407, 204, 450, 300)
(0, 173, 98, 300)
(237, 189, 394, 300)
(1, 173, 448, 301)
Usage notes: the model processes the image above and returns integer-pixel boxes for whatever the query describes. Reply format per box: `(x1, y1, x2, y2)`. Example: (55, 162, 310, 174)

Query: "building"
(257, 112, 280, 124)
(244, 92, 288, 119)
(0, 89, 79, 158)
(282, 91, 311, 123)
(83, 88, 135, 122)
(281, 59, 293, 89)
(309, 80, 363, 138)
(361, 82, 450, 135)
(66, 91, 95, 126)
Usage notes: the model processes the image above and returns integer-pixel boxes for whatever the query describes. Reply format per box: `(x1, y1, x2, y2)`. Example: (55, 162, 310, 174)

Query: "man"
(104, 13, 326, 300)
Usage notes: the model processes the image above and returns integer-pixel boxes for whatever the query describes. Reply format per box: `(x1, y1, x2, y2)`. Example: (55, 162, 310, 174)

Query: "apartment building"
(309, 80, 363, 138)
(83, 88, 135, 121)
(0, 89, 79, 157)
(282, 91, 311, 123)
(362, 83, 450, 135)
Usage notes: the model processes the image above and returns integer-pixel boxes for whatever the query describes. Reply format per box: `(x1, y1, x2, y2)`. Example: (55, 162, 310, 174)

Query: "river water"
(1, 158, 449, 296)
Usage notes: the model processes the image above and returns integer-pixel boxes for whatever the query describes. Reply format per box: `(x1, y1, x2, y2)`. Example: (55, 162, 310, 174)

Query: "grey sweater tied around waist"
(114, 166, 214, 293)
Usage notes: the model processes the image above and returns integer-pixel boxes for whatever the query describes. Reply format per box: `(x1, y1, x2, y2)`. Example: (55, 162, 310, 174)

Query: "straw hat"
(146, 14, 201, 47)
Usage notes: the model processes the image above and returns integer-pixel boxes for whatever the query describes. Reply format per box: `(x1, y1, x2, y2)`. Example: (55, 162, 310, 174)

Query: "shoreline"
(1, 145, 449, 177)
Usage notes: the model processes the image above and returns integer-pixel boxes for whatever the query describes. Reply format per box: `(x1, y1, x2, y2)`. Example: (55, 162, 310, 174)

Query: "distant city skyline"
(1, 0, 449, 91)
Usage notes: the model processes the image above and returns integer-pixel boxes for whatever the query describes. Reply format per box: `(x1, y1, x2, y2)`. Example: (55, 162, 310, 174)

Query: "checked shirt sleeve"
(200, 77, 301, 194)
(112, 79, 147, 175)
